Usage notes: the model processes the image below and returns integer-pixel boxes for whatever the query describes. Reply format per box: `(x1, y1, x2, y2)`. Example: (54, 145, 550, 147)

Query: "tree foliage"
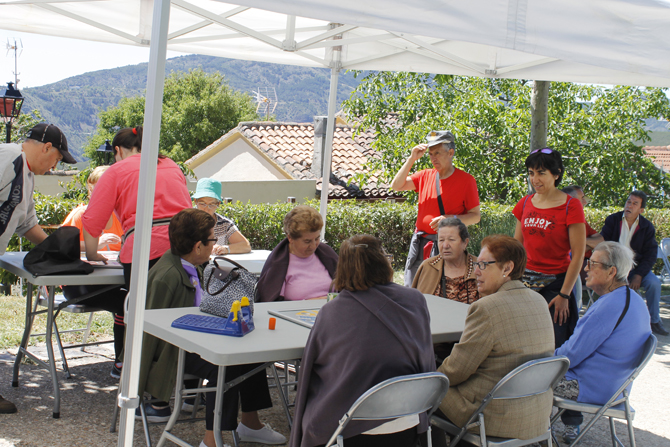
(8, 109, 44, 143)
(343, 73, 670, 207)
(83, 68, 258, 166)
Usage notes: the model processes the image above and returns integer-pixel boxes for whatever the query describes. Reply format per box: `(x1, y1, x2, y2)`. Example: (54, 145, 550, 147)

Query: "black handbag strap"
(205, 257, 249, 296)
(435, 172, 446, 216)
(613, 286, 631, 332)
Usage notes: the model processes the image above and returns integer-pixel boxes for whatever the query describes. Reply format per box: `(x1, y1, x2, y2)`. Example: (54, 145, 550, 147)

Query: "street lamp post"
(0, 82, 24, 143)
(97, 139, 114, 165)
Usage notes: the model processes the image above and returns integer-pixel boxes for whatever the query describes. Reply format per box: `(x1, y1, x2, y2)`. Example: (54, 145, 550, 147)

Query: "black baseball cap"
(426, 130, 455, 148)
(25, 123, 76, 164)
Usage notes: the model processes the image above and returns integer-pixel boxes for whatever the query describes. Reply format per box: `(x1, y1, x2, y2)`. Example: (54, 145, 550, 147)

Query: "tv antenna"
(6, 38, 22, 87)
(253, 87, 278, 120)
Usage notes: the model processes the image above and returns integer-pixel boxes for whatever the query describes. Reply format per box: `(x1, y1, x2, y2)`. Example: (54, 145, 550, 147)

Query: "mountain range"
(19, 54, 363, 161)
(18, 56, 670, 161)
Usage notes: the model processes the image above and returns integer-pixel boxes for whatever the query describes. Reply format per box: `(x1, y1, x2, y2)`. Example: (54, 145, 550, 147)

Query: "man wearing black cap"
(0, 123, 75, 414)
(391, 131, 480, 286)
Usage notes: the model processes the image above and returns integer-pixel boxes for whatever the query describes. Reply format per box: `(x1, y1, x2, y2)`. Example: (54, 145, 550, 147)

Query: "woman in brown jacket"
(412, 217, 479, 304)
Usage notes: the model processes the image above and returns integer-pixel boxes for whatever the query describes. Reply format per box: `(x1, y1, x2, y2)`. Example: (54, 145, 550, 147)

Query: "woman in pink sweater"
(82, 126, 192, 286)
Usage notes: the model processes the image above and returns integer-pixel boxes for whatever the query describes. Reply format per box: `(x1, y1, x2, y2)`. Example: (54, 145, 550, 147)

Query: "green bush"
(219, 199, 516, 269)
(4, 195, 670, 286)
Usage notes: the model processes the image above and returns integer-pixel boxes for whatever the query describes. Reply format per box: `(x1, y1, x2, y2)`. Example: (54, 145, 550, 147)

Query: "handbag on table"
(199, 256, 256, 317)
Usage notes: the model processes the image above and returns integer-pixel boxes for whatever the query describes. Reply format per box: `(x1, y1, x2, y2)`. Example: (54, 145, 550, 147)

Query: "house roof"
(192, 120, 404, 200)
(644, 146, 670, 171)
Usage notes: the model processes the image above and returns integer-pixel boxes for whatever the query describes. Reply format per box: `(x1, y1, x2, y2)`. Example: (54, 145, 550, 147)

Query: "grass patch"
(0, 293, 114, 350)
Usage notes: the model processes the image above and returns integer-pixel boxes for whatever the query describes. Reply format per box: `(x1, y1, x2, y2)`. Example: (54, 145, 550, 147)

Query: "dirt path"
(1, 308, 668, 447)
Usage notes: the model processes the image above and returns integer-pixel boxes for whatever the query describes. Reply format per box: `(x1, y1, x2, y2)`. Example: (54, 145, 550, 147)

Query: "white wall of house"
(192, 138, 287, 181)
(34, 174, 76, 196)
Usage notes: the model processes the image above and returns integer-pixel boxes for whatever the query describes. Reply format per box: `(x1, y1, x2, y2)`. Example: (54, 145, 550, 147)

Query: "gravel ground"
(0, 307, 668, 447)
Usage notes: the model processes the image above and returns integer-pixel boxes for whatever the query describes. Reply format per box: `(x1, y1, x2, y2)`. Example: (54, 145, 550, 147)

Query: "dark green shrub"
(5, 195, 670, 287)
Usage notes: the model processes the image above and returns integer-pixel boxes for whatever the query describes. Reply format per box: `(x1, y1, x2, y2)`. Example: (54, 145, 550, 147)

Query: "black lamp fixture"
(0, 82, 24, 143)
(97, 139, 114, 165)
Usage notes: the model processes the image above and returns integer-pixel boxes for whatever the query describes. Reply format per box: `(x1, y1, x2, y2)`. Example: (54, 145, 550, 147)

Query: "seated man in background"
(554, 241, 651, 444)
(588, 191, 668, 336)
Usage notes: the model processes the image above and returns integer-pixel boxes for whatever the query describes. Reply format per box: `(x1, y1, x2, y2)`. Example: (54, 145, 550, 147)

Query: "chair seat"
(431, 415, 551, 447)
(38, 294, 105, 313)
(553, 396, 634, 420)
(463, 431, 552, 447)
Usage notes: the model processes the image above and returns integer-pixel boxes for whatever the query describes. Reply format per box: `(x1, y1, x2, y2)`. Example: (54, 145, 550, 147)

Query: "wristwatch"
(557, 292, 570, 299)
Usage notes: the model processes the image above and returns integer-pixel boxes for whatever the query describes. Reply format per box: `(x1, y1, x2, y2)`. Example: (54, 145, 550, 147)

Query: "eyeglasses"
(473, 261, 497, 270)
(530, 148, 554, 155)
(203, 238, 218, 245)
(586, 259, 612, 269)
(385, 254, 394, 263)
(196, 201, 220, 210)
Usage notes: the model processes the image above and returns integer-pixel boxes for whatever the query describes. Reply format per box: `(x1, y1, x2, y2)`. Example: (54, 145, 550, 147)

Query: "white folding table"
(210, 250, 271, 276)
(143, 295, 469, 447)
(0, 251, 125, 418)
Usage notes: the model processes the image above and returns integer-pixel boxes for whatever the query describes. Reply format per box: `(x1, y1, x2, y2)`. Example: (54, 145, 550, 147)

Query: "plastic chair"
(657, 239, 670, 285)
(431, 356, 570, 447)
(325, 372, 449, 447)
(551, 334, 657, 447)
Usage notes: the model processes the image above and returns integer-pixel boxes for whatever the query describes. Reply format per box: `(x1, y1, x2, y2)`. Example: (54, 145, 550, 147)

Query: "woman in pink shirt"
(256, 206, 338, 301)
(82, 126, 192, 288)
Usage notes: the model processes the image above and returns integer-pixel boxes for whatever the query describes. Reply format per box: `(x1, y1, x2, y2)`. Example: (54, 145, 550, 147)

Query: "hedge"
(3, 195, 670, 286)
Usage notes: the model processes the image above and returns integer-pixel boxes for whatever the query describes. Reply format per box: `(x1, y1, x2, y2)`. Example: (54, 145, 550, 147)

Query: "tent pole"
(319, 24, 342, 241)
(116, 1, 171, 446)
(318, 67, 340, 240)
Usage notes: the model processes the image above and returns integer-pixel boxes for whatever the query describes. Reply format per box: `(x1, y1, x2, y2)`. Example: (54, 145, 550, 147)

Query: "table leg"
(45, 285, 61, 418)
(214, 365, 228, 447)
(157, 349, 187, 447)
(12, 283, 34, 387)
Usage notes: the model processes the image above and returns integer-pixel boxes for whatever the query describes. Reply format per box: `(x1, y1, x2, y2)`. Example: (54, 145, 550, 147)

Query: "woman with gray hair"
(554, 241, 652, 444)
(412, 217, 479, 304)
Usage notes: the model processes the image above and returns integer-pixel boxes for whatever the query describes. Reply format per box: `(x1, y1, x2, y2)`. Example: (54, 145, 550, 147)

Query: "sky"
(0, 30, 185, 89)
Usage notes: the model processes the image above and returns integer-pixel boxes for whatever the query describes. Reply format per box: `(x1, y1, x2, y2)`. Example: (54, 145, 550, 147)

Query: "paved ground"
(0, 307, 668, 447)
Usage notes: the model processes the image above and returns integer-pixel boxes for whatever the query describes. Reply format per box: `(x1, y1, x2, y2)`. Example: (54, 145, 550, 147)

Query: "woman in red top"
(82, 126, 192, 286)
(513, 148, 585, 348)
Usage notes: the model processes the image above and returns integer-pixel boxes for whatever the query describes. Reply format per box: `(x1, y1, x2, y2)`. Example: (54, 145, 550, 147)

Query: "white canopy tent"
(2, 1, 670, 445)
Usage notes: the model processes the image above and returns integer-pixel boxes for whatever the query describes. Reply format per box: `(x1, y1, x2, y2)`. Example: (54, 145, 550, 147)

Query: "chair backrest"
(325, 372, 449, 446)
(490, 356, 570, 400)
(611, 334, 657, 398)
(659, 239, 670, 279)
(661, 238, 670, 258)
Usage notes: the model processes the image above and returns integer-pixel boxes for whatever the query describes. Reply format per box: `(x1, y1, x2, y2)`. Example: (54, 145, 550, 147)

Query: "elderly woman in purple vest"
(290, 234, 435, 447)
(256, 205, 338, 301)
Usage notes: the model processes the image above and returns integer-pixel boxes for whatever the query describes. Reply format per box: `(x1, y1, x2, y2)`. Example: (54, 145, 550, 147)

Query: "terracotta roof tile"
(644, 146, 670, 171)
(199, 120, 405, 200)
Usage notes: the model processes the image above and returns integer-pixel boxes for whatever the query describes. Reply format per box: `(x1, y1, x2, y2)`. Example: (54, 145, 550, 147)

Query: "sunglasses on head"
(530, 148, 554, 155)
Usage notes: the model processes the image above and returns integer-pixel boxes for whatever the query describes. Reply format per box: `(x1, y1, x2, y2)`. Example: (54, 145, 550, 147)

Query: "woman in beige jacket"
(437, 235, 555, 442)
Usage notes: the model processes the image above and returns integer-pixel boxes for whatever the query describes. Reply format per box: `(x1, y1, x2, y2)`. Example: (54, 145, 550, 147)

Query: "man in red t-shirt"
(391, 130, 480, 286)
